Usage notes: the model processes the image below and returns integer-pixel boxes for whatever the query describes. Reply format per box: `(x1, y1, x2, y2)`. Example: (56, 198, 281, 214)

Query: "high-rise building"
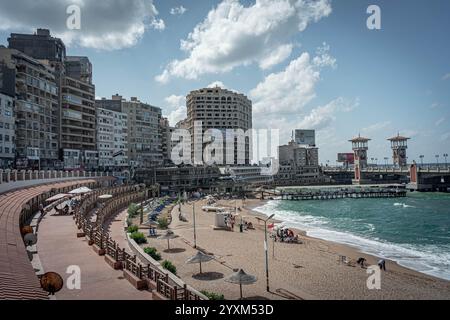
(0, 48, 59, 169)
(186, 86, 252, 165)
(65, 56, 92, 83)
(8, 29, 66, 64)
(0, 93, 15, 168)
(160, 117, 175, 166)
(278, 140, 319, 167)
(97, 95, 162, 169)
(0, 61, 16, 168)
(61, 57, 96, 170)
(294, 129, 316, 147)
(95, 95, 128, 171)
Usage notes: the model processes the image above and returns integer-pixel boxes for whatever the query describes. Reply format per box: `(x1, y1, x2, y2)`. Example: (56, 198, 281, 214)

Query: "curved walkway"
(0, 179, 104, 300)
(37, 206, 153, 300)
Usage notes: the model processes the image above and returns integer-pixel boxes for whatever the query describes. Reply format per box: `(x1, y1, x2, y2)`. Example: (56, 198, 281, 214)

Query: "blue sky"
(0, 0, 449, 164)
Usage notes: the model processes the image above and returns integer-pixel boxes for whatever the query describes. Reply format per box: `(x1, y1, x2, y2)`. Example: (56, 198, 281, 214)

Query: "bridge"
(322, 164, 450, 192)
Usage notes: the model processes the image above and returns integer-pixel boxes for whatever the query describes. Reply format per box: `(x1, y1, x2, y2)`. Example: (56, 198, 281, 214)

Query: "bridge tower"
(349, 135, 371, 184)
(388, 133, 410, 167)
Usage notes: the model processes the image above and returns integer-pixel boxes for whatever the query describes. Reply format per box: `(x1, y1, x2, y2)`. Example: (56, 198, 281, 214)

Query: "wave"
(394, 202, 415, 208)
(254, 201, 450, 280)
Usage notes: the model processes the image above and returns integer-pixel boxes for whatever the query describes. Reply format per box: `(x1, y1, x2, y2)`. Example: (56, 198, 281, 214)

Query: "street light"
(263, 213, 275, 292)
(435, 154, 440, 166)
(384, 157, 388, 166)
(419, 155, 424, 167)
(444, 153, 448, 166)
(192, 202, 197, 248)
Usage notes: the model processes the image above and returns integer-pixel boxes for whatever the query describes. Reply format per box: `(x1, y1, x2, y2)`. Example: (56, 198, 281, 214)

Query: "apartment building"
(96, 94, 164, 169)
(279, 140, 319, 167)
(122, 97, 162, 168)
(0, 47, 59, 169)
(96, 96, 128, 171)
(61, 57, 96, 170)
(160, 117, 175, 166)
(186, 86, 252, 165)
(0, 93, 15, 168)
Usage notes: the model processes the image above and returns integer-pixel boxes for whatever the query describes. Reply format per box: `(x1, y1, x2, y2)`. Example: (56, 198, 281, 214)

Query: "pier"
(261, 188, 407, 201)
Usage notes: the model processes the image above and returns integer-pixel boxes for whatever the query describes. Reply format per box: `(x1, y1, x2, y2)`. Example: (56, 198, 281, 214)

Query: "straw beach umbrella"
(224, 269, 257, 299)
(186, 251, 214, 274)
(158, 230, 179, 250)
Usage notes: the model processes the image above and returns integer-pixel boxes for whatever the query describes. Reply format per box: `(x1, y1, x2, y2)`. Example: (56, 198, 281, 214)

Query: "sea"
(254, 192, 450, 280)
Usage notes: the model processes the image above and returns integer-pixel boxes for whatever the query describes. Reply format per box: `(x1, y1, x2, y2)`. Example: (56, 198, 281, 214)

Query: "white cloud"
(250, 47, 334, 115)
(207, 81, 227, 89)
(442, 73, 450, 81)
(259, 44, 293, 70)
(362, 121, 391, 134)
(441, 132, 450, 142)
(150, 18, 166, 31)
(435, 117, 445, 127)
(297, 97, 359, 130)
(0, 0, 164, 50)
(170, 6, 187, 16)
(164, 95, 186, 126)
(430, 102, 440, 109)
(156, 0, 332, 83)
(165, 94, 186, 108)
(167, 107, 187, 126)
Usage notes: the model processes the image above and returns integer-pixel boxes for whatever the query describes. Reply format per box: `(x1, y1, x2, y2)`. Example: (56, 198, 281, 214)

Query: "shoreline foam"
(252, 200, 450, 281)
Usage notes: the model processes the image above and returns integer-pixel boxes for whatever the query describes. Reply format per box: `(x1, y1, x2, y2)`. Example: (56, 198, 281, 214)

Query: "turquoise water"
(254, 192, 450, 280)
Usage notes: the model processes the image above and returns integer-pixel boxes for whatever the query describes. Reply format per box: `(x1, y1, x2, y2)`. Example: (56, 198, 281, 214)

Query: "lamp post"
(384, 157, 388, 166)
(264, 213, 275, 292)
(193, 202, 197, 248)
(419, 155, 424, 167)
(444, 153, 448, 167)
(436, 154, 440, 166)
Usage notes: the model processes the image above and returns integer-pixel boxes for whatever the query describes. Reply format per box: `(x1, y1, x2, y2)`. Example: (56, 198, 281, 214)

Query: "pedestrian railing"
(0, 169, 115, 185)
(71, 184, 206, 300)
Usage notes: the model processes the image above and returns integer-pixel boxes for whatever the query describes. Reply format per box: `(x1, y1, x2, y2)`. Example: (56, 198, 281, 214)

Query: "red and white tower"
(388, 133, 410, 167)
(349, 134, 371, 184)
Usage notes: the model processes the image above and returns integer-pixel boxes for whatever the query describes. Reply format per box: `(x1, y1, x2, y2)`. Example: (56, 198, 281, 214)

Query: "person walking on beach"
(378, 259, 386, 271)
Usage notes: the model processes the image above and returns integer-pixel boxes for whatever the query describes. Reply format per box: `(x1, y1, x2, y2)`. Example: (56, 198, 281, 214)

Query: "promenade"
(0, 179, 104, 299)
(37, 207, 152, 300)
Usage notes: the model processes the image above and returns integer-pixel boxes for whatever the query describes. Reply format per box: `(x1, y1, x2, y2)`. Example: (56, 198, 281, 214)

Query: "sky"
(0, 0, 449, 165)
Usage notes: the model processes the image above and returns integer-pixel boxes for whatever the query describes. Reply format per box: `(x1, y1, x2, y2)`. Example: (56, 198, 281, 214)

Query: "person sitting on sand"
(356, 257, 367, 268)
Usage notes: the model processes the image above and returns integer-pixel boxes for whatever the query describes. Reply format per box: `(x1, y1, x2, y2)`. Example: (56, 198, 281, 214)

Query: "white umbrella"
(69, 186, 92, 194)
(98, 194, 113, 200)
(46, 193, 72, 202)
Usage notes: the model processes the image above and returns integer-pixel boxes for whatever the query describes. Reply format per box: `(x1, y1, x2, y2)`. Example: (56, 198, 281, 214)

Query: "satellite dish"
(40, 272, 64, 295)
(24, 233, 38, 246)
(21, 225, 33, 236)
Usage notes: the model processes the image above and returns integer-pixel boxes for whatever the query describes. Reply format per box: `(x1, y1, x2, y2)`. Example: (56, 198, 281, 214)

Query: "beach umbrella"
(224, 269, 257, 299)
(98, 194, 112, 200)
(46, 193, 71, 203)
(157, 230, 179, 250)
(185, 251, 214, 274)
(69, 186, 92, 194)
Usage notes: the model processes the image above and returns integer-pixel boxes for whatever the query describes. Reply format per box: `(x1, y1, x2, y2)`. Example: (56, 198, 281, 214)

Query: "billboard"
(295, 129, 315, 146)
(337, 153, 354, 164)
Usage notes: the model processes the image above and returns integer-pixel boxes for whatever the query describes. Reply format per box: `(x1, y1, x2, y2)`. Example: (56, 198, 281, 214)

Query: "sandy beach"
(138, 198, 450, 300)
